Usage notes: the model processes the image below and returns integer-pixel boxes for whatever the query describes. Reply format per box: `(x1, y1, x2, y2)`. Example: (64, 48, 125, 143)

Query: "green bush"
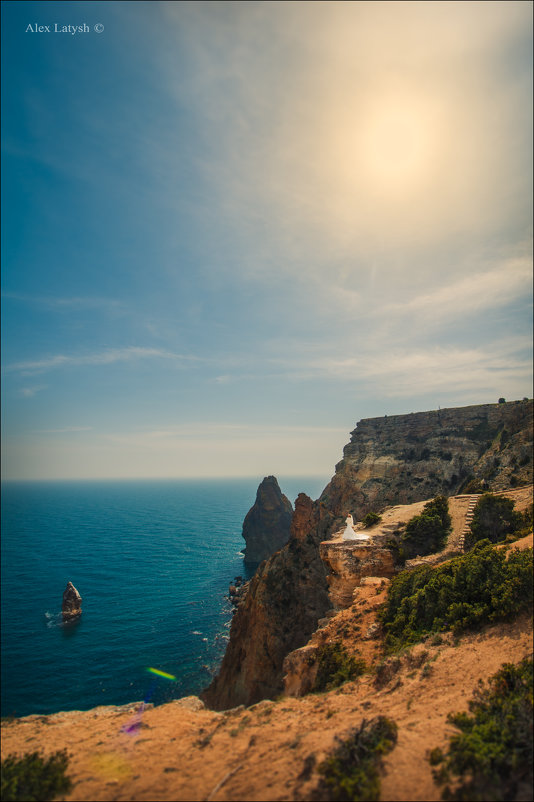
(315, 716, 397, 801)
(518, 503, 533, 535)
(1, 750, 72, 801)
(314, 642, 367, 692)
(362, 512, 381, 528)
(401, 495, 451, 559)
(466, 493, 523, 549)
(379, 543, 533, 652)
(431, 658, 533, 801)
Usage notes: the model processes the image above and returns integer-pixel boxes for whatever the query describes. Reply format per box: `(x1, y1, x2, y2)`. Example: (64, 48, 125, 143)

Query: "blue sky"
(1, 0, 532, 480)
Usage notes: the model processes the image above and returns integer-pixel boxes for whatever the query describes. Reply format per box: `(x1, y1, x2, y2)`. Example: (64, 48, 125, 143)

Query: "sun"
(356, 90, 442, 196)
(363, 104, 426, 182)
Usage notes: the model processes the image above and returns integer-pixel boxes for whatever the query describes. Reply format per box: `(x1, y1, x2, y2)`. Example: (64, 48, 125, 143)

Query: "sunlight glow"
(354, 88, 443, 198)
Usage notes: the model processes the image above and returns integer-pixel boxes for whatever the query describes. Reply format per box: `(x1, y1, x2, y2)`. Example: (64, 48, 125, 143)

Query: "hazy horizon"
(2, 1, 532, 481)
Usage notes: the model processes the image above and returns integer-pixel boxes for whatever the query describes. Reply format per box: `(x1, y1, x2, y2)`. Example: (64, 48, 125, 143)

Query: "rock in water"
(62, 581, 82, 621)
(242, 476, 293, 565)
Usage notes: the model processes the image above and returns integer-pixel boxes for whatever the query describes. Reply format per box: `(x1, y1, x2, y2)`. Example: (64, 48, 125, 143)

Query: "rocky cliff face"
(319, 542, 396, 608)
(321, 400, 533, 527)
(202, 494, 333, 710)
(242, 476, 293, 564)
(203, 399, 532, 711)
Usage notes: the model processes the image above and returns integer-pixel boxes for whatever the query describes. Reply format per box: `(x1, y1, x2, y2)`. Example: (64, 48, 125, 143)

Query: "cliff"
(204, 399, 532, 710)
(242, 476, 293, 564)
(321, 399, 533, 527)
(202, 494, 333, 710)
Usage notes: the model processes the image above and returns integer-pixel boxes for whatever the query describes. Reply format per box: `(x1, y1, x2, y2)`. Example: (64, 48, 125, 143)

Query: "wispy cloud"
(157, 0, 532, 284)
(18, 385, 47, 398)
(2, 292, 125, 312)
(268, 336, 532, 399)
(377, 257, 532, 324)
(6, 347, 203, 375)
(36, 426, 93, 434)
(108, 423, 349, 443)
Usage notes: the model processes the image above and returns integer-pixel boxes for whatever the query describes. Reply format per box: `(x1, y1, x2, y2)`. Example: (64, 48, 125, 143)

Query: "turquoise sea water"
(1, 477, 327, 718)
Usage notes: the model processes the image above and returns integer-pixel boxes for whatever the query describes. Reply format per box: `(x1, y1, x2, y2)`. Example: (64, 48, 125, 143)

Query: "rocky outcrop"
(62, 582, 82, 621)
(242, 476, 293, 564)
(319, 542, 396, 608)
(321, 399, 533, 525)
(203, 399, 532, 711)
(283, 577, 392, 698)
(228, 576, 249, 609)
(202, 494, 333, 710)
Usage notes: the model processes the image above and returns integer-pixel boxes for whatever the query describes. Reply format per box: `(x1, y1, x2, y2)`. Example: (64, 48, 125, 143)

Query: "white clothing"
(342, 513, 371, 541)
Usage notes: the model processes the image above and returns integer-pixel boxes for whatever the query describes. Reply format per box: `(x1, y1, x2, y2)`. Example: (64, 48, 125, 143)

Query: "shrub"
(466, 493, 522, 549)
(362, 512, 381, 528)
(431, 658, 533, 801)
(518, 503, 533, 535)
(315, 716, 398, 801)
(461, 478, 486, 494)
(401, 495, 451, 559)
(314, 642, 367, 692)
(379, 543, 532, 652)
(1, 750, 72, 801)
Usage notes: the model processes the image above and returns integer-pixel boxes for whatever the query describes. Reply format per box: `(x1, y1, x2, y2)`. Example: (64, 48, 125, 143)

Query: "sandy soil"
(2, 504, 531, 802)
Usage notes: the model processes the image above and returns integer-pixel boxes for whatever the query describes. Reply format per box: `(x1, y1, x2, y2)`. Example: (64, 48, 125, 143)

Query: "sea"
(0, 476, 328, 718)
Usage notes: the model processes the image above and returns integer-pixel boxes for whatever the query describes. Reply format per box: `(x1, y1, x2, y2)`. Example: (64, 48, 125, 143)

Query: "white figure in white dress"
(342, 513, 370, 541)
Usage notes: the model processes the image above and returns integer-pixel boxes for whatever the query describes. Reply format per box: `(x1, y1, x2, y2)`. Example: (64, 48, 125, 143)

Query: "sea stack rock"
(242, 476, 293, 565)
(62, 582, 82, 621)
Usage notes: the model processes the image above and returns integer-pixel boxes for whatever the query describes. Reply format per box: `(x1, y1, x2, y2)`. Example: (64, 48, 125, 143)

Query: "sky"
(1, 0, 532, 481)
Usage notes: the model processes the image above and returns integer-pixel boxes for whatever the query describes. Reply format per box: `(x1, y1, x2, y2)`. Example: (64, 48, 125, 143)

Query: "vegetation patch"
(380, 542, 532, 652)
(314, 642, 367, 692)
(400, 495, 452, 560)
(362, 511, 381, 528)
(466, 493, 523, 549)
(431, 657, 533, 801)
(1, 750, 72, 802)
(314, 716, 397, 801)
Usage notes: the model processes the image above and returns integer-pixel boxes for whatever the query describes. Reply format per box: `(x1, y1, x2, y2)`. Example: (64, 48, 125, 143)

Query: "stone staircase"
(458, 495, 480, 552)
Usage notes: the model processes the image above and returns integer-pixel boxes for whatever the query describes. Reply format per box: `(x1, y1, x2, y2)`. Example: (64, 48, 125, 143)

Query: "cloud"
(2, 423, 350, 480)
(6, 347, 203, 375)
(156, 0, 532, 284)
(268, 336, 532, 399)
(18, 385, 47, 398)
(380, 257, 532, 321)
(106, 422, 348, 445)
(2, 292, 124, 312)
(36, 426, 93, 434)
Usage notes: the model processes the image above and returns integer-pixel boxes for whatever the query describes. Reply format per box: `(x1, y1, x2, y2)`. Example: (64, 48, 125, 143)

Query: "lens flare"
(146, 667, 176, 680)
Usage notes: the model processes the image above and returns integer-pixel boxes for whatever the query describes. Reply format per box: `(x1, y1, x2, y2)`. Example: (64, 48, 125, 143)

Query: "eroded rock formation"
(62, 581, 82, 621)
(242, 476, 293, 564)
(202, 494, 333, 710)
